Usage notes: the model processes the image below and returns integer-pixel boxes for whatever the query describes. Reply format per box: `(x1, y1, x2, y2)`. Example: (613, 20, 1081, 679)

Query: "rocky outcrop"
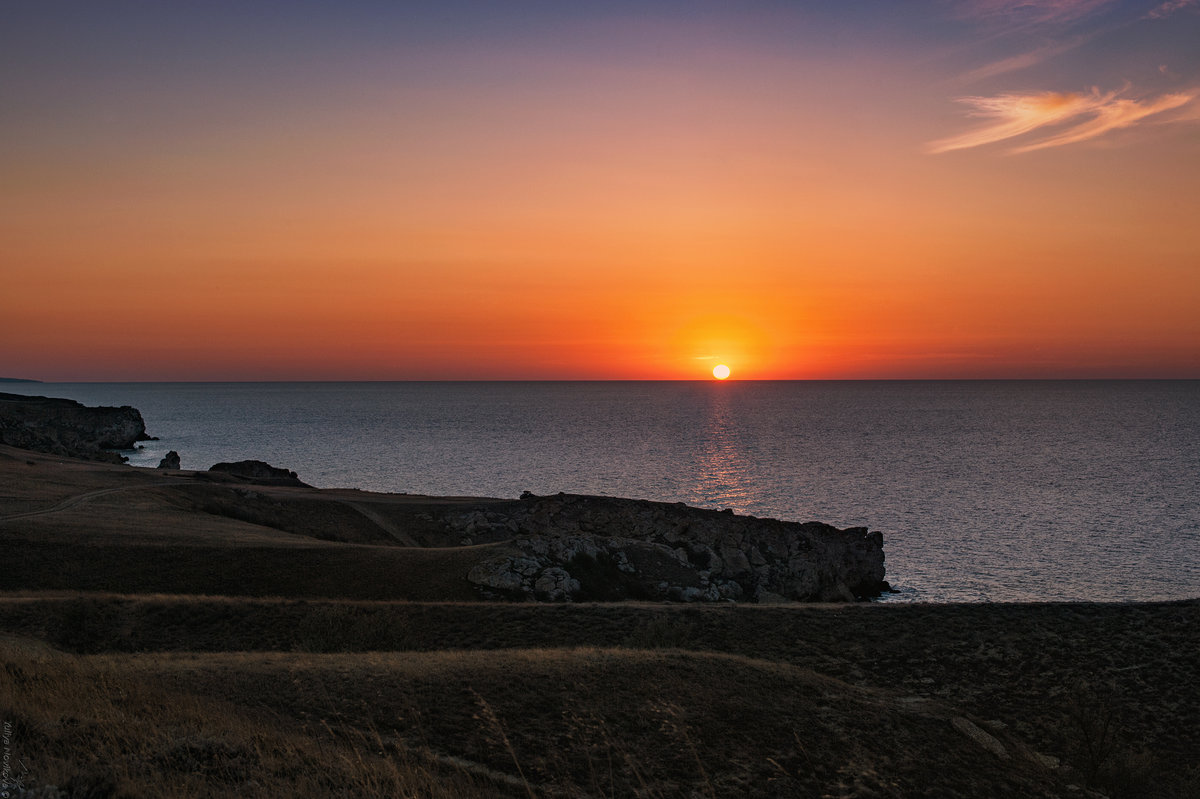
(208, 460, 309, 487)
(460, 493, 888, 603)
(0, 393, 886, 604)
(0, 392, 151, 463)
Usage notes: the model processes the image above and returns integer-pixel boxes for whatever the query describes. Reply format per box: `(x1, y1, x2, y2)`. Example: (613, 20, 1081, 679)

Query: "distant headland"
(0, 391, 152, 464)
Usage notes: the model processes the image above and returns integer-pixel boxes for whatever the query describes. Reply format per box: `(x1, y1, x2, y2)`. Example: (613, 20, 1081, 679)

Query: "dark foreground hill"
(2, 446, 1198, 797)
(3, 594, 1197, 798)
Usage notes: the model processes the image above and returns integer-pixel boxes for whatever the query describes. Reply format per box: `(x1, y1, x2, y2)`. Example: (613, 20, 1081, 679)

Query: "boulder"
(467, 557, 533, 598)
(533, 567, 580, 602)
(157, 450, 181, 469)
(0, 392, 151, 463)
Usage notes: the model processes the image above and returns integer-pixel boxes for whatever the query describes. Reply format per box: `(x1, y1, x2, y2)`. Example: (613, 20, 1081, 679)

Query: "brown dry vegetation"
(2, 445, 1198, 797)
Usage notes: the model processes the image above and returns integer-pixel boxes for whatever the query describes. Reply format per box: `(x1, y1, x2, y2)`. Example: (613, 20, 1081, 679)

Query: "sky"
(3, 0, 1199, 380)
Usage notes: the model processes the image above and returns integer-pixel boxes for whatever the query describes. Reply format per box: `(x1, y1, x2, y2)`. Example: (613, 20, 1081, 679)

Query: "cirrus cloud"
(927, 86, 1198, 154)
(955, 0, 1119, 25)
(957, 36, 1091, 83)
(1147, 0, 1200, 19)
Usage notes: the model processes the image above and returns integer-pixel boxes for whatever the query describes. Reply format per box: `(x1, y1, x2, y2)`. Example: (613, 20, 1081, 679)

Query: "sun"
(712, 364, 731, 380)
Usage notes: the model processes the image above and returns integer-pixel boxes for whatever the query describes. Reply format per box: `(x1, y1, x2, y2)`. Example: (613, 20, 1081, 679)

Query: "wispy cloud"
(928, 87, 1198, 153)
(929, 90, 1100, 152)
(1147, 0, 1200, 19)
(956, 0, 1119, 25)
(1014, 91, 1196, 151)
(958, 36, 1089, 82)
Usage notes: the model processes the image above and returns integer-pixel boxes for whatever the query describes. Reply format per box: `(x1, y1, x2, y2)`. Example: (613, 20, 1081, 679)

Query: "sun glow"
(712, 364, 731, 380)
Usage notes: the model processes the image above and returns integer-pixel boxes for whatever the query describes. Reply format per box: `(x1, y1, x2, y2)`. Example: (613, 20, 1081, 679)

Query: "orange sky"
(3, 2, 1199, 380)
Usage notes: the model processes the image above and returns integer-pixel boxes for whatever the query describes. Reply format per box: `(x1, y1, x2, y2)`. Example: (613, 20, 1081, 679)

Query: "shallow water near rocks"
(12, 380, 1200, 603)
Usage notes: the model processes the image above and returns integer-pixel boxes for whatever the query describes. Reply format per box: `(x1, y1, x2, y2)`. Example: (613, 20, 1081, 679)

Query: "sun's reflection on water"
(690, 385, 756, 513)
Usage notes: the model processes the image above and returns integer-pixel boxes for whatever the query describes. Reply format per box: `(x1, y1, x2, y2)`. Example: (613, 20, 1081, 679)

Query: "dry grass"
(1, 637, 503, 798)
(4, 540, 503, 600)
(4, 596, 1199, 797)
(0, 444, 513, 600)
(3, 640, 1073, 798)
(3, 449, 1199, 796)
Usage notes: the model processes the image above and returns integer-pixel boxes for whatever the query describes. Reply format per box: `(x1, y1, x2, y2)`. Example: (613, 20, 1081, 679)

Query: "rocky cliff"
(208, 460, 309, 487)
(0, 392, 151, 463)
(457, 492, 888, 603)
(0, 393, 888, 604)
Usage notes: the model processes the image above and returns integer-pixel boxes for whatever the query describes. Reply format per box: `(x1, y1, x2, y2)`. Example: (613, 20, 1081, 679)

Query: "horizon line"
(7, 376, 1200, 384)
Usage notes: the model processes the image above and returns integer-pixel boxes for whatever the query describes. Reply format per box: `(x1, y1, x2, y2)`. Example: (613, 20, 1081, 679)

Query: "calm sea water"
(9, 380, 1199, 603)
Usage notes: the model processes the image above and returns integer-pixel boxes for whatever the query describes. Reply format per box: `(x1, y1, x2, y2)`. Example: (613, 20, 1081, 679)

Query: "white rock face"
(533, 567, 580, 602)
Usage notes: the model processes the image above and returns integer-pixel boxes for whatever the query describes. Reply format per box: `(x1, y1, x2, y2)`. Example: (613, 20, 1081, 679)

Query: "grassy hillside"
(3, 595, 1197, 797)
(2, 445, 1198, 797)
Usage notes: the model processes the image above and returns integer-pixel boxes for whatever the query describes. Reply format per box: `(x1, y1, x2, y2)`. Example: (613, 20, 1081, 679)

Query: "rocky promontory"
(0, 392, 887, 604)
(0, 392, 151, 463)
(454, 492, 888, 603)
(208, 459, 309, 487)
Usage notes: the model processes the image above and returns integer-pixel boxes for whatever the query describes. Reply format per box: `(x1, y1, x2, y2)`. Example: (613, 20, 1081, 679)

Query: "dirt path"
(0, 485, 159, 523)
(343, 501, 421, 546)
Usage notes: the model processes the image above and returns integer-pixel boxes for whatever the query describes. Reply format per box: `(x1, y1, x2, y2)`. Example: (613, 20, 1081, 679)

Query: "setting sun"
(3, 1, 1199, 385)
(712, 364, 731, 380)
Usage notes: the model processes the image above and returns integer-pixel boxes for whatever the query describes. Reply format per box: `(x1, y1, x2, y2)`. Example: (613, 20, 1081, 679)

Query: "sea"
(8, 380, 1199, 604)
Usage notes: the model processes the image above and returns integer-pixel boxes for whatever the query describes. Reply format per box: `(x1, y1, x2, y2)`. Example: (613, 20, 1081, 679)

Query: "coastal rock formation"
(461, 493, 888, 603)
(208, 460, 309, 487)
(0, 392, 151, 463)
(0, 393, 885, 605)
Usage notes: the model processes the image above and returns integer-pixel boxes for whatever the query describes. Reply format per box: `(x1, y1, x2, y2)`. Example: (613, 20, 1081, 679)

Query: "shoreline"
(4, 435, 1197, 606)
(7, 381, 1199, 605)
(0, 442, 889, 604)
(2, 427, 1198, 795)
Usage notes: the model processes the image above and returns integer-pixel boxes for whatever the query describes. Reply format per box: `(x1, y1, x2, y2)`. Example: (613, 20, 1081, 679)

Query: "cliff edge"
(0, 392, 151, 463)
(457, 492, 888, 603)
(0, 393, 887, 604)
